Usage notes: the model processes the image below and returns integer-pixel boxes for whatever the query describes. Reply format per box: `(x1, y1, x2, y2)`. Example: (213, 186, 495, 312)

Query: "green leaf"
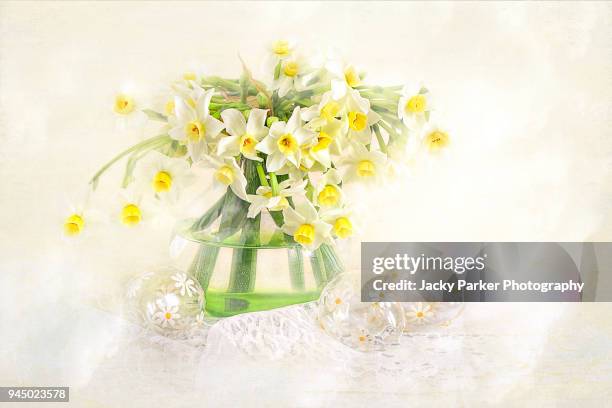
(142, 109, 167, 122)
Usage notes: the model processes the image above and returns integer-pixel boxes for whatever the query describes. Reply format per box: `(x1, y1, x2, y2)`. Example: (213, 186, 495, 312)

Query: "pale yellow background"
(0, 1, 611, 406)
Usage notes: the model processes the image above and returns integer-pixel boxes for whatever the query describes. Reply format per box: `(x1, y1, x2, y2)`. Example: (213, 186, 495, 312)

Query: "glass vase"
(171, 196, 344, 317)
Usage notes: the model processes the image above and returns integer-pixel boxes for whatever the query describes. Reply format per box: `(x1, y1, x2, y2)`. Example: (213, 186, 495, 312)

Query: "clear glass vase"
(171, 199, 344, 317)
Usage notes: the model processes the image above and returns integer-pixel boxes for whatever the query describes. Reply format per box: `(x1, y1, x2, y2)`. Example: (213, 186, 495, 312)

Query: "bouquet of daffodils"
(65, 40, 449, 295)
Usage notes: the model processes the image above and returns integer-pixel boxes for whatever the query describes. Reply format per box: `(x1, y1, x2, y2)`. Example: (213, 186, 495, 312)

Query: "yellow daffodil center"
(165, 100, 175, 116)
(358, 335, 366, 342)
(185, 120, 205, 143)
(348, 111, 368, 131)
(294, 224, 315, 245)
(333, 217, 353, 238)
(153, 171, 172, 193)
(64, 214, 84, 236)
(320, 101, 340, 121)
(121, 203, 142, 226)
(344, 66, 360, 87)
(424, 130, 450, 152)
(283, 61, 299, 77)
(183, 72, 196, 81)
(277, 133, 298, 155)
(239, 134, 257, 156)
(416, 311, 424, 318)
(317, 185, 340, 207)
(215, 165, 235, 186)
(164, 312, 172, 320)
(335, 298, 342, 305)
(114, 94, 134, 115)
(273, 40, 290, 57)
(312, 131, 333, 152)
(357, 160, 376, 178)
(405, 94, 427, 114)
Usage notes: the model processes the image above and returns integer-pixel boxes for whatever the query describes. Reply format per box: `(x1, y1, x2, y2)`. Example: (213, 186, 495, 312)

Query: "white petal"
(323, 168, 342, 185)
(169, 125, 185, 141)
(300, 105, 319, 122)
(221, 109, 247, 137)
(269, 121, 286, 138)
(285, 106, 301, 133)
(286, 152, 299, 168)
(367, 110, 381, 125)
(247, 195, 268, 218)
(282, 181, 307, 198)
(282, 205, 304, 229)
(246, 108, 269, 138)
(293, 127, 316, 146)
(331, 79, 347, 100)
(188, 141, 207, 163)
(266, 152, 286, 172)
(277, 78, 292, 97)
(175, 97, 195, 122)
(204, 115, 225, 140)
(217, 135, 240, 158)
(311, 149, 331, 168)
(295, 199, 318, 222)
(230, 172, 248, 201)
(350, 128, 372, 145)
(256, 135, 276, 155)
(196, 88, 214, 119)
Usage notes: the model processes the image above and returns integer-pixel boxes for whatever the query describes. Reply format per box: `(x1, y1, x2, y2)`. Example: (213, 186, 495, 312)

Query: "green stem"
(270, 172, 279, 195)
(378, 120, 400, 140)
(89, 134, 170, 190)
(373, 124, 387, 154)
(256, 163, 270, 187)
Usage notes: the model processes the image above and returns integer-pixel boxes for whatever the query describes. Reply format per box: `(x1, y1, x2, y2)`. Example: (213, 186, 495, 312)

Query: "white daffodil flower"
(62, 190, 104, 238)
(273, 54, 308, 97)
(304, 116, 343, 168)
(168, 87, 225, 162)
(246, 179, 307, 218)
(113, 83, 148, 131)
(270, 39, 296, 60)
(136, 151, 194, 202)
(420, 121, 450, 154)
(328, 62, 362, 100)
(162, 78, 203, 118)
(320, 206, 355, 239)
(398, 83, 434, 129)
(281, 199, 332, 251)
(317, 49, 361, 99)
(301, 90, 343, 123)
(115, 185, 159, 228)
(339, 89, 380, 146)
(218, 108, 269, 161)
(256, 107, 316, 172)
(199, 155, 248, 201)
(262, 39, 297, 78)
(312, 168, 344, 208)
(340, 143, 387, 185)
